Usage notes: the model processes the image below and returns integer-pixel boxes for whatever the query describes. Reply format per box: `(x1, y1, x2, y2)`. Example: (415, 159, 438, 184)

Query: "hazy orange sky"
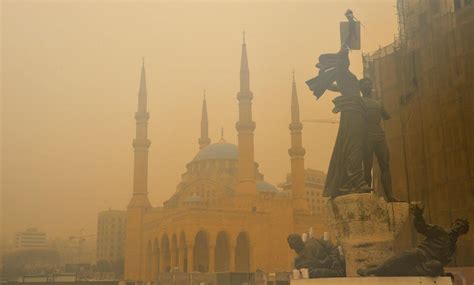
(1, 0, 398, 241)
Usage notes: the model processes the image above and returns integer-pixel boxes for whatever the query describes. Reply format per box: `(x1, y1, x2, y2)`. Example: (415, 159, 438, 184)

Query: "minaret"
(124, 60, 151, 280)
(199, 91, 211, 150)
(288, 72, 309, 214)
(130, 59, 152, 208)
(236, 32, 256, 195)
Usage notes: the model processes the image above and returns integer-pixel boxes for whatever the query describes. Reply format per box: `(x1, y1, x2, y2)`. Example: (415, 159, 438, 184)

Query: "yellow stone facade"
(124, 38, 326, 281)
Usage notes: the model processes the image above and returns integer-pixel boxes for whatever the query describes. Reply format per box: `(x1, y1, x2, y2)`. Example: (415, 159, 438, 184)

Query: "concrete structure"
(123, 36, 327, 281)
(15, 228, 48, 250)
(280, 169, 327, 217)
(97, 210, 127, 262)
(326, 193, 409, 276)
(363, 0, 473, 265)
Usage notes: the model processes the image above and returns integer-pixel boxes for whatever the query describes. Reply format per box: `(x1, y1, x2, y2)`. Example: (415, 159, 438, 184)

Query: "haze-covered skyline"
(2, 0, 398, 240)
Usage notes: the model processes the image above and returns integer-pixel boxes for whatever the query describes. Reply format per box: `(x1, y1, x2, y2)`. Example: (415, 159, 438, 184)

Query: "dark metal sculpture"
(359, 78, 399, 202)
(357, 204, 470, 277)
(287, 234, 345, 278)
(306, 10, 370, 198)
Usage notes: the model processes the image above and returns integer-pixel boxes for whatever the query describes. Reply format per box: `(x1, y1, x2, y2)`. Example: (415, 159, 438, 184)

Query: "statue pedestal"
(291, 277, 452, 285)
(326, 193, 409, 276)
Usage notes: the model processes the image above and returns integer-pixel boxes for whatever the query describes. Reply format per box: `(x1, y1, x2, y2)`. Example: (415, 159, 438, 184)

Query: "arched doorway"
(146, 241, 153, 279)
(179, 232, 188, 272)
(161, 234, 171, 272)
(235, 232, 250, 272)
(215, 231, 230, 272)
(171, 234, 178, 270)
(153, 238, 160, 279)
(193, 231, 209, 272)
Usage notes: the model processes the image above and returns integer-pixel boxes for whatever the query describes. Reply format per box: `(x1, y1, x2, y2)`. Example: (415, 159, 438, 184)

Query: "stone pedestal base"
(291, 277, 452, 285)
(326, 193, 409, 276)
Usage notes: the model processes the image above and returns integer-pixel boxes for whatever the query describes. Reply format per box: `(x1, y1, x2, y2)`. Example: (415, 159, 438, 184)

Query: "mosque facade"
(124, 37, 326, 281)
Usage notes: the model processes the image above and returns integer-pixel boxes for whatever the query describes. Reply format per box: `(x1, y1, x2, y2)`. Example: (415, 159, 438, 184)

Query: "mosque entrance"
(161, 235, 171, 272)
(179, 232, 188, 272)
(235, 232, 250, 272)
(171, 234, 178, 270)
(215, 231, 230, 272)
(193, 231, 209, 272)
(146, 241, 153, 278)
(154, 239, 160, 278)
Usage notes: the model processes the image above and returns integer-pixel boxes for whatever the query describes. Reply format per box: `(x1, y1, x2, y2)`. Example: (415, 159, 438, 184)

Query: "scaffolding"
(363, 0, 474, 266)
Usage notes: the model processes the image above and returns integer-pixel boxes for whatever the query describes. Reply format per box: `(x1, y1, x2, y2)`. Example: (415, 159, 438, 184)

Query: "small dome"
(193, 142, 238, 162)
(256, 181, 279, 193)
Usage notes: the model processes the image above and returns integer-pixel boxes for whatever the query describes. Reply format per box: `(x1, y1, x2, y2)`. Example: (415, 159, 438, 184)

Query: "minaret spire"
(130, 60, 151, 207)
(137, 59, 147, 113)
(125, 60, 152, 280)
(291, 70, 300, 123)
(199, 90, 211, 150)
(240, 31, 250, 92)
(288, 71, 308, 214)
(236, 33, 256, 196)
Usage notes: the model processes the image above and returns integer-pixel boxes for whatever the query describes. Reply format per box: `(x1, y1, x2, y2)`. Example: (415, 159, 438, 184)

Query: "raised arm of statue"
(342, 9, 357, 49)
(413, 212, 442, 238)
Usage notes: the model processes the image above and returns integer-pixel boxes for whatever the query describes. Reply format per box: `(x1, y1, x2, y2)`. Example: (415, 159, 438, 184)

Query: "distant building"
(96, 210, 127, 262)
(15, 228, 47, 250)
(363, 0, 473, 265)
(279, 169, 327, 217)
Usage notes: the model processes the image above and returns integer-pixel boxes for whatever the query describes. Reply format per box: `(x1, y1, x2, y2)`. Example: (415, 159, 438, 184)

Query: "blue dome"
(193, 142, 239, 162)
(256, 181, 279, 193)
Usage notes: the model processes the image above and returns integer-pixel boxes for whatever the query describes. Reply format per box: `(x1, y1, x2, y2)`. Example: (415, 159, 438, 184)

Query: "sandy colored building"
(124, 37, 326, 281)
(279, 169, 327, 217)
(15, 228, 48, 250)
(363, 0, 473, 265)
(96, 209, 127, 262)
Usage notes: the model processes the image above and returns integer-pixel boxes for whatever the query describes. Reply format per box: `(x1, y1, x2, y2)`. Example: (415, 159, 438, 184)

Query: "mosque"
(124, 36, 327, 281)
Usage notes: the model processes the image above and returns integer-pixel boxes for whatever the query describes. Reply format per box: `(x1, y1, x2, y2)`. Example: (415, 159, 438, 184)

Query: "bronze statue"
(357, 204, 470, 277)
(306, 10, 370, 198)
(287, 234, 345, 278)
(359, 78, 399, 202)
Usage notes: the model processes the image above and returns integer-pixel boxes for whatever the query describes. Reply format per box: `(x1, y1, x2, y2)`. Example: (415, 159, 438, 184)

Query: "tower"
(288, 72, 309, 214)
(199, 91, 211, 150)
(235, 32, 256, 195)
(124, 60, 151, 280)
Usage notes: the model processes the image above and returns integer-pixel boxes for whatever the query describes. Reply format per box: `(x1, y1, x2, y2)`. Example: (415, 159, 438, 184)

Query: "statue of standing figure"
(359, 78, 399, 202)
(306, 10, 400, 202)
(306, 10, 371, 198)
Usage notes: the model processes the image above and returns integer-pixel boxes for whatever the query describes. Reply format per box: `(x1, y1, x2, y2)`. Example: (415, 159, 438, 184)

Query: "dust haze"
(1, 1, 397, 240)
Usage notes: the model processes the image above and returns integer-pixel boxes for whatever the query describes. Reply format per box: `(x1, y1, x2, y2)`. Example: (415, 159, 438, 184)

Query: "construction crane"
(303, 119, 340, 124)
(67, 228, 96, 264)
